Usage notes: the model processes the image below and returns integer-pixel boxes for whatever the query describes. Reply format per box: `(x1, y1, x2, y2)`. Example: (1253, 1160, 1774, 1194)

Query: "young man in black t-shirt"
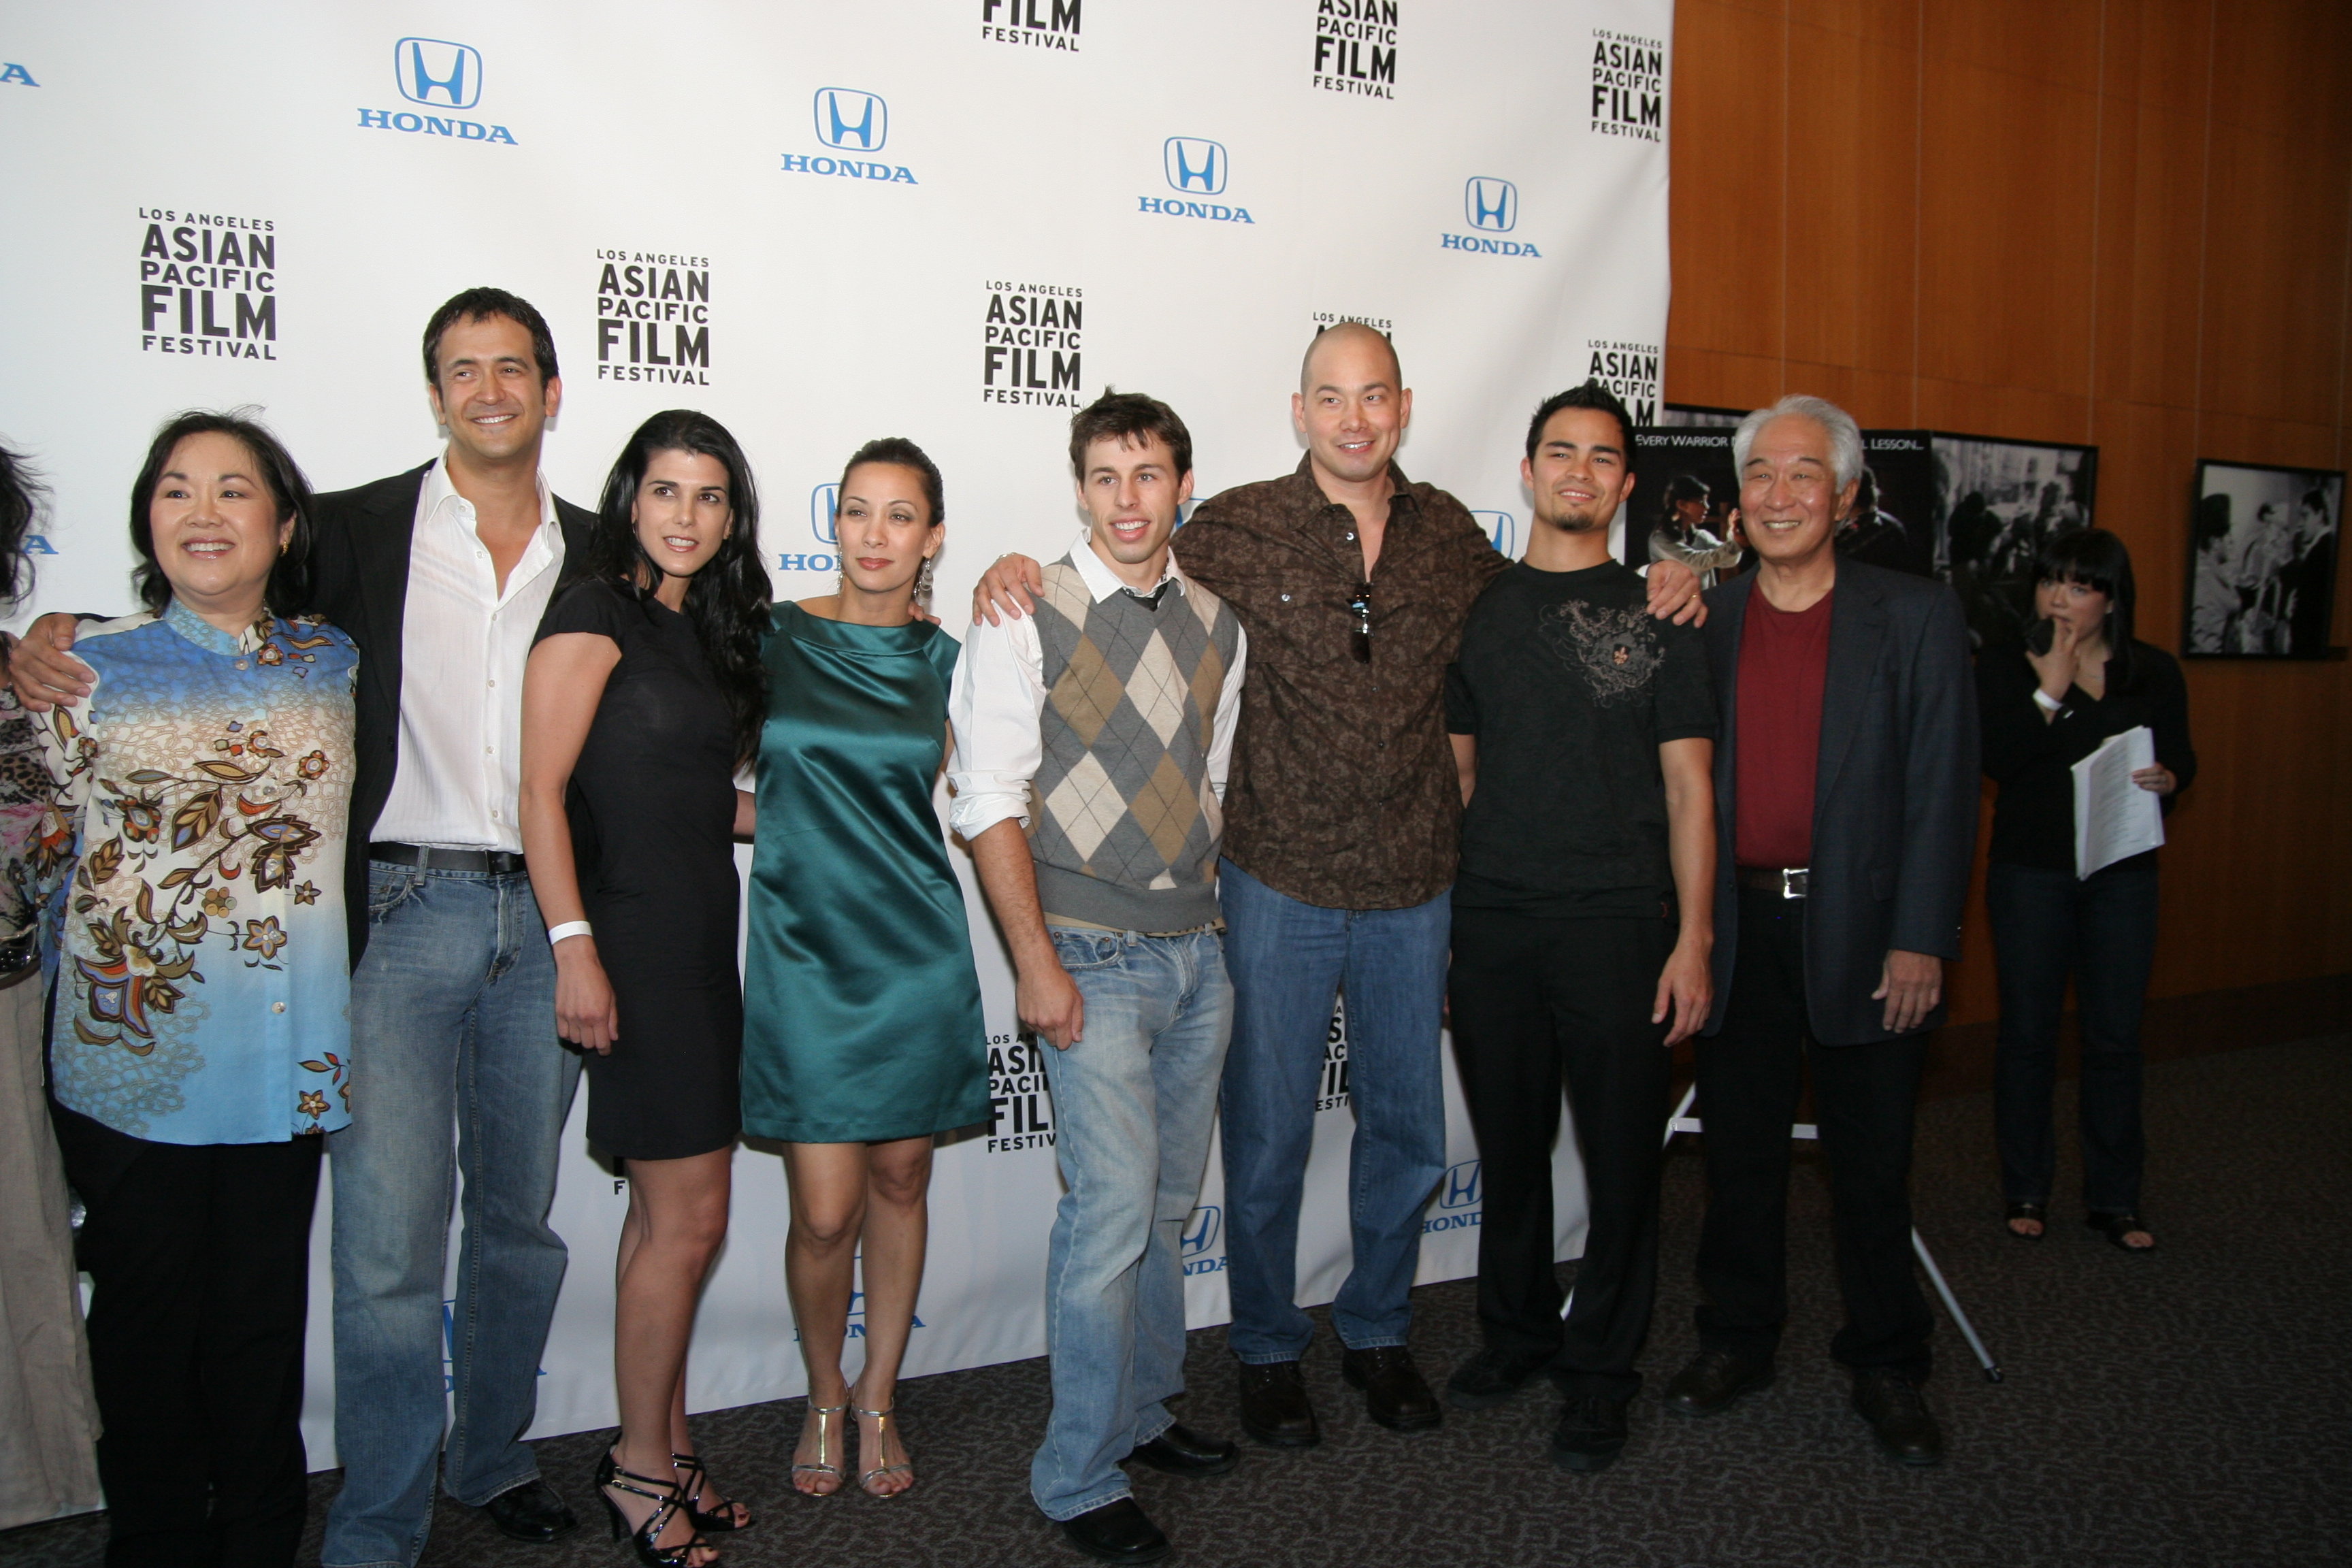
(1441, 382, 1718, 1472)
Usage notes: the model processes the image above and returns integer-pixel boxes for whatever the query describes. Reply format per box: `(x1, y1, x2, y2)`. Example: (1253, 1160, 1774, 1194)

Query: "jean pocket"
(1049, 929, 1125, 972)
(365, 864, 421, 924)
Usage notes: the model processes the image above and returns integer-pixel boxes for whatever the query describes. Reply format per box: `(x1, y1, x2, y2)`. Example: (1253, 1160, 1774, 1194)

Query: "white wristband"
(2031, 688, 2063, 714)
(547, 921, 593, 945)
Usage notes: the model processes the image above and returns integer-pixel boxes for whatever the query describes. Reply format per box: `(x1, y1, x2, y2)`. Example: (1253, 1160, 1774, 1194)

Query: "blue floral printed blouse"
(40, 600, 359, 1144)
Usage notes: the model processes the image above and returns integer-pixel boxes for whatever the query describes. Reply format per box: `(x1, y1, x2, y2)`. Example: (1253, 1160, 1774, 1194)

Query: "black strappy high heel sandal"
(593, 1449, 714, 1567)
(672, 1452, 754, 1533)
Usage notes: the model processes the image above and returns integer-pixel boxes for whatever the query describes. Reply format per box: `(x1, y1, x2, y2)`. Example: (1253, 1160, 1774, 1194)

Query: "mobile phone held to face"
(2025, 617, 2058, 657)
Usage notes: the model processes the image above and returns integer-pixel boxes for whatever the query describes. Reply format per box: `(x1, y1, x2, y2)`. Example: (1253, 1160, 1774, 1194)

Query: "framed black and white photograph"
(2185, 460, 2342, 659)
(1930, 433, 2100, 644)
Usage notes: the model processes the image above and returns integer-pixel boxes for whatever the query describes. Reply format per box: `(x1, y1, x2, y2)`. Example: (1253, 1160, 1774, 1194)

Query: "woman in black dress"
(519, 410, 770, 1567)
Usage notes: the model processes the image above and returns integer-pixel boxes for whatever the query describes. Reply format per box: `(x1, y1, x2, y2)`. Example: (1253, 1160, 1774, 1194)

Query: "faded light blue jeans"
(322, 862, 580, 1568)
(1216, 859, 1450, 1363)
(1031, 926, 1232, 1523)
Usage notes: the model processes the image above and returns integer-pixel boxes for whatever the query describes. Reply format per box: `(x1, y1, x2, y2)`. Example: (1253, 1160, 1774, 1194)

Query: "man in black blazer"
(12, 287, 600, 1561)
(1658, 395, 1977, 1467)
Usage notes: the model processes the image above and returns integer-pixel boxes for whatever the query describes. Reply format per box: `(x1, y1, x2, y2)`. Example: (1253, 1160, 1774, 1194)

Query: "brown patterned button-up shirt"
(1176, 456, 1505, 910)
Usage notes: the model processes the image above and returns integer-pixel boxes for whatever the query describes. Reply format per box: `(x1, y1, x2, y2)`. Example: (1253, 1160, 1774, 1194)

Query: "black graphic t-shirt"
(1444, 560, 1715, 917)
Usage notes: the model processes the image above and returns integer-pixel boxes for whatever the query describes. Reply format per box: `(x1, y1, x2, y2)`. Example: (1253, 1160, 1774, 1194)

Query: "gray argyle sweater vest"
(1027, 555, 1241, 932)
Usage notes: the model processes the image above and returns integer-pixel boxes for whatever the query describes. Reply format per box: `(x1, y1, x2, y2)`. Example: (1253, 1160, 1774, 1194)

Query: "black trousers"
(1448, 906, 1672, 1401)
(1691, 889, 1933, 1379)
(50, 1102, 323, 1568)
(1987, 858, 2159, 1214)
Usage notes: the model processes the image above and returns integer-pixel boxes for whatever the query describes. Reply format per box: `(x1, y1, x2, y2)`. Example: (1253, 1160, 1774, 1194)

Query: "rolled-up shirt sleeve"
(947, 610, 1048, 839)
(1207, 623, 1247, 803)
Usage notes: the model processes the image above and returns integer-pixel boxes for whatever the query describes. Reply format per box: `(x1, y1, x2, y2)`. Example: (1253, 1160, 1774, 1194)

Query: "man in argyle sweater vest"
(952, 392, 1247, 1566)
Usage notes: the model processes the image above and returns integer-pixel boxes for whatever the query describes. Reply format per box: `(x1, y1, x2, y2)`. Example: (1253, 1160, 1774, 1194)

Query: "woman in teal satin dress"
(741, 438, 987, 1501)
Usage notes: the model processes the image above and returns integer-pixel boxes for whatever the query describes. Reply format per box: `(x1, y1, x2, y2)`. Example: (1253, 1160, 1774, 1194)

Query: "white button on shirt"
(948, 533, 1246, 841)
(370, 457, 564, 853)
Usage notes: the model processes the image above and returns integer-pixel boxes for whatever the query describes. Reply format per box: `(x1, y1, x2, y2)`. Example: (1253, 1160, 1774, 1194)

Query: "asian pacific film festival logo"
(595, 251, 712, 385)
(980, 0, 1081, 52)
(983, 280, 1084, 408)
(1138, 137, 1254, 226)
(782, 88, 918, 186)
(358, 38, 519, 146)
(1317, 998, 1350, 1113)
(986, 1031, 1056, 1154)
(1181, 1204, 1224, 1278)
(1313, 1, 1399, 99)
(138, 208, 278, 361)
(1423, 1160, 1482, 1235)
(1442, 178, 1541, 259)
(1587, 340, 1660, 425)
(1591, 29, 1665, 143)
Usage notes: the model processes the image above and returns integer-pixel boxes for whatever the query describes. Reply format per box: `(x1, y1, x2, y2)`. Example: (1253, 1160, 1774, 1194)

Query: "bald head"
(1300, 321, 1401, 395)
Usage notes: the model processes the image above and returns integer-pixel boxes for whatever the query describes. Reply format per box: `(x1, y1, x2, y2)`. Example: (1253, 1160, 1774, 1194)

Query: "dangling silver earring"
(915, 555, 936, 612)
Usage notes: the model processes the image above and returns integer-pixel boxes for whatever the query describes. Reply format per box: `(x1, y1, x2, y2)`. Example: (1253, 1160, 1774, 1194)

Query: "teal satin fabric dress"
(741, 602, 990, 1143)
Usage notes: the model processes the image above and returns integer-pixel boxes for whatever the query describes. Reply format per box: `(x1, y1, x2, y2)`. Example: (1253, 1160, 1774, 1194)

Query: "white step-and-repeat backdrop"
(0, 1, 1671, 1464)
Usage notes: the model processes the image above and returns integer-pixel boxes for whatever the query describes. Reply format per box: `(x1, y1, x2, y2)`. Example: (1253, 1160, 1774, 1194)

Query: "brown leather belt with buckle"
(370, 842, 529, 876)
(1736, 865, 1810, 899)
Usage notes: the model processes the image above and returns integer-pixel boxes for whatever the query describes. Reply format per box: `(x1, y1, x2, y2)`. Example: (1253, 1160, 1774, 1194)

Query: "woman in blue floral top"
(39, 410, 357, 1568)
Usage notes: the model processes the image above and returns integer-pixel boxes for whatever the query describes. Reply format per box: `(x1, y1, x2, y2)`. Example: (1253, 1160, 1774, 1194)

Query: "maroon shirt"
(1734, 588, 1833, 869)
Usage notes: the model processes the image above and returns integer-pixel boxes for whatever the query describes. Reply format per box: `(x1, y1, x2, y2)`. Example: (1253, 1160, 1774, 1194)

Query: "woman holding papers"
(1977, 529, 2194, 1253)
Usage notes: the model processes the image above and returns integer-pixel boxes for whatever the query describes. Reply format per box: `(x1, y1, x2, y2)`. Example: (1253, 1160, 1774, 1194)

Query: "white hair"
(1732, 395, 1864, 493)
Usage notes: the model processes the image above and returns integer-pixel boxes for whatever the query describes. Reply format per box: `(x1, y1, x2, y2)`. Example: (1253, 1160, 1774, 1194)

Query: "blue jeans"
(322, 863, 580, 1568)
(1216, 860, 1450, 1362)
(1987, 857, 2160, 1215)
(1032, 927, 1232, 1522)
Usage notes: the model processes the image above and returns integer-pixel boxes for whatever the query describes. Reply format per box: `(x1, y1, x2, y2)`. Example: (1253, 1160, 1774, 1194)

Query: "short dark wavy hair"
(127, 409, 315, 619)
(0, 441, 46, 606)
(1525, 380, 1636, 461)
(422, 287, 559, 388)
(1068, 389, 1194, 481)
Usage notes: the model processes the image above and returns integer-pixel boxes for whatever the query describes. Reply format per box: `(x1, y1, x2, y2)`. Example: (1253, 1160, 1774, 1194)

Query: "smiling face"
(148, 430, 293, 619)
(1077, 432, 1192, 575)
(1737, 412, 1854, 569)
(632, 448, 733, 586)
(1522, 406, 1634, 536)
(835, 461, 941, 598)
(1292, 325, 1411, 489)
(427, 312, 561, 466)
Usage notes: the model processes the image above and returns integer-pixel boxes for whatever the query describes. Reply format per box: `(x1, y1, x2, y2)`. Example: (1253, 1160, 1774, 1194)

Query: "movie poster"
(1629, 426, 1742, 581)
(2185, 460, 2342, 659)
(1931, 434, 2099, 645)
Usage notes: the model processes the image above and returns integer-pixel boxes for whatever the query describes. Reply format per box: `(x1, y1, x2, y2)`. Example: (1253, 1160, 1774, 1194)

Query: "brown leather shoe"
(1341, 1345, 1442, 1432)
(1235, 1360, 1320, 1448)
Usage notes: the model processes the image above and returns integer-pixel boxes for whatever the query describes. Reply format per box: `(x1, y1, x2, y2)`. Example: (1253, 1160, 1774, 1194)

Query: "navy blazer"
(1701, 559, 1978, 1045)
(306, 462, 598, 960)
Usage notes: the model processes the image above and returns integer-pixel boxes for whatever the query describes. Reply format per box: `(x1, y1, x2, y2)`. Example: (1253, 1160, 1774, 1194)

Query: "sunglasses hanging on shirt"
(1349, 580, 1373, 663)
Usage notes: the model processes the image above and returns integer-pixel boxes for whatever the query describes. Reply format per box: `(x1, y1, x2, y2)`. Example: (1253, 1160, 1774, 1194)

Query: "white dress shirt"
(371, 457, 564, 852)
(949, 533, 1247, 842)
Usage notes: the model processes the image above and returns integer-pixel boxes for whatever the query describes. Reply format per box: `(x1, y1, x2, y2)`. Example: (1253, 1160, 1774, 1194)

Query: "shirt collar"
(163, 597, 268, 656)
(1287, 453, 1422, 518)
(1066, 530, 1188, 604)
(421, 453, 559, 534)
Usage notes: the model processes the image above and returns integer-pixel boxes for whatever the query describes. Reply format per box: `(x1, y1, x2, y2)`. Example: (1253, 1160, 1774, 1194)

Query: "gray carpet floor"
(5, 1034, 2347, 1568)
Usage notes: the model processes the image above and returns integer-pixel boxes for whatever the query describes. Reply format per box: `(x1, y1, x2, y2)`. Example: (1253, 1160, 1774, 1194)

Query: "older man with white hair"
(1661, 395, 1978, 1467)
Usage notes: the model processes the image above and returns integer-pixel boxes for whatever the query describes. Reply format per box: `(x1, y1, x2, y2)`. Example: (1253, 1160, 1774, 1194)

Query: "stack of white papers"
(2072, 725, 2164, 879)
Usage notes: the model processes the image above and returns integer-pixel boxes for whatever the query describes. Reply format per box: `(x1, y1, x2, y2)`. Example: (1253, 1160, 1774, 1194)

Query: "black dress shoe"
(1549, 1392, 1630, 1473)
(1852, 1368, 1943, 1466)
(1661, 1348, 1775, 1418)
(481, 1477, 581, 1543)
(1128, 1423, 1239, 1477)
(1341, 1345, 1441, 1432)
(1445, 1344, 1560, 1411)
(1060, 1497, 1171, 1564)
(1235, 1359, 1320, 1448)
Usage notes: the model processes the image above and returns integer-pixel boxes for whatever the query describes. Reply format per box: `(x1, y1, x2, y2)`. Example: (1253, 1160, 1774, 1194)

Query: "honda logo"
(815, 88, 888, 152)
(811, 483, 839, 544)
(1181, 1204, 1222, 1257)
(1465, 177, 1518, 233)
(1438, 1160, 1483, 1210)
(1471, 510, 1516, 555)
(1164, 137, 1228, 196)
(395, 38, 482, 110)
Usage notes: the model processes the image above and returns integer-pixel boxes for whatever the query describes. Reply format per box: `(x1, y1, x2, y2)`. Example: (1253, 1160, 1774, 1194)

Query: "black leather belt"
(370, 842, 529, 876)
(1736, 865, 1809, 899)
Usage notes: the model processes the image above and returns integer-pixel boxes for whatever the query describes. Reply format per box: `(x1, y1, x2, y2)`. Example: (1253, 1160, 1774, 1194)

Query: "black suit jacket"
(1700, 559, 1979, 1045)
(307, 462, 598, 960)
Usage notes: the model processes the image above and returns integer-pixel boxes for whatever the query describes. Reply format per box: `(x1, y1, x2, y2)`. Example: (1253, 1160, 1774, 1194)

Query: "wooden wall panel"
(1665, 0, 2352, 1027)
